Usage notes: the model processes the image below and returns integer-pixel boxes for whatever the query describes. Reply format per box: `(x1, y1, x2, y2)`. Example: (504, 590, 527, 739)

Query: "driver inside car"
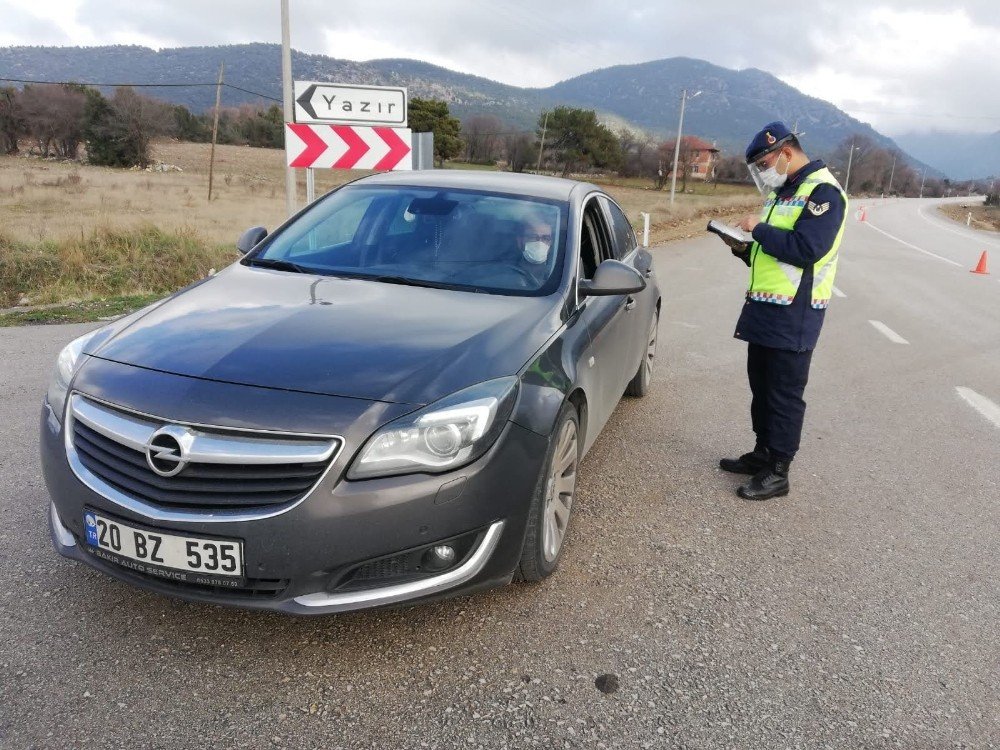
(514, 209, 557, 287)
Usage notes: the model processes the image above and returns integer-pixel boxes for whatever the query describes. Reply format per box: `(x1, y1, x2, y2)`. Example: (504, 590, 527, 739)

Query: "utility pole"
(207, 62, 224, 202)
(280, 0, 297, 216)
(919, 169, 926, 199)
(535, 111, 548, 173)
(886, 155, 896, 195)
(670, 88, 700, 206)
(844, 138, 856, 195)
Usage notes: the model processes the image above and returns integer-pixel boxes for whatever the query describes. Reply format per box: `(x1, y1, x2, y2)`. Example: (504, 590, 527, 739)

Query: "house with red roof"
(681, 136, 720, 180)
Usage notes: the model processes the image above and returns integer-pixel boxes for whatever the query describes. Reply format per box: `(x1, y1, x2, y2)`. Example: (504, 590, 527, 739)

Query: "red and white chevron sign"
(285, 123, 412, 171)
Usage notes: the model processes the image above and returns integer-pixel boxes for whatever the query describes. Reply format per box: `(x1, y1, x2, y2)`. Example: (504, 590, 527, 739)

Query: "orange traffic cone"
(971, 251, 989, 275)
(859, 207, 867, 222)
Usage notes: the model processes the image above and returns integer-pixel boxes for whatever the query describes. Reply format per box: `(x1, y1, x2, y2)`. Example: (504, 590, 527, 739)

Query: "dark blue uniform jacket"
(734, 159, 846, 352)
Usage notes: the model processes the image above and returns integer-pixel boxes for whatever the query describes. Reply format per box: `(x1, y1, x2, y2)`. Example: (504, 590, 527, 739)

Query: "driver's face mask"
(522, 231, 552, 264)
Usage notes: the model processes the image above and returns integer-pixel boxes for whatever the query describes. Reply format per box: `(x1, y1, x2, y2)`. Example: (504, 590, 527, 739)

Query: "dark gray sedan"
(41, 170, 661, 614)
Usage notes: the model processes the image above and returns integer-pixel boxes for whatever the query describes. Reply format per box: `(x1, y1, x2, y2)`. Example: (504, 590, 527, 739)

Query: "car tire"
(515, 401, 581, 582)
(625, 311, 659, 398)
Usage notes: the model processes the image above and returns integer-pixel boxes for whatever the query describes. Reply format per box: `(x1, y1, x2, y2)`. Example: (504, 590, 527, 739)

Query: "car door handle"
(625, 297, 637, 311)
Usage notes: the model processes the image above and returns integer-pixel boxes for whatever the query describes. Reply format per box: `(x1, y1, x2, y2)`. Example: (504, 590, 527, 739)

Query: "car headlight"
(348, 377, 519, 480)
(46, 331, 99, 423)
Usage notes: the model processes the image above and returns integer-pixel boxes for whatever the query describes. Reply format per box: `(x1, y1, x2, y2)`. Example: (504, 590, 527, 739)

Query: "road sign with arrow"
(285, 123, 412, 171)
(293, 82, 407, 127)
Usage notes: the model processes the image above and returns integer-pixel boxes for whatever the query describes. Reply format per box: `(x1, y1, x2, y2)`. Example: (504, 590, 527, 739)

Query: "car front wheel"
(516, 402, 580, 582)
(625, 311, 658, 397)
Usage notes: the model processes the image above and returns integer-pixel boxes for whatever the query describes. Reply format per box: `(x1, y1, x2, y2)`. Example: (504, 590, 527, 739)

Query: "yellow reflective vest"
(748, 166, 847, 309)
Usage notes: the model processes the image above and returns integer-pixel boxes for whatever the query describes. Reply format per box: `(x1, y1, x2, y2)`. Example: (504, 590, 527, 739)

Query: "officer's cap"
(745, 121, 796, 164)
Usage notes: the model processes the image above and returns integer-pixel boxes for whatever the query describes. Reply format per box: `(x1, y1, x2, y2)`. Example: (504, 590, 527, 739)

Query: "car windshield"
(253, 185, 568, 296)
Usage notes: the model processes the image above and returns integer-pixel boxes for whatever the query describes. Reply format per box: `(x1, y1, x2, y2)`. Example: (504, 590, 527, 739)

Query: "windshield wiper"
(365, 274, 454, 290)
(246, 257, 312, 274)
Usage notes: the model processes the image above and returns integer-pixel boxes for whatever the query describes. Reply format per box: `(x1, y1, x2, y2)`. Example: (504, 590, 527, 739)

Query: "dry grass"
(1, 141, 756, 244)
(0, 140, 759, 309)
(938, 203, 1000, 233)
(0, 227, 232, 307)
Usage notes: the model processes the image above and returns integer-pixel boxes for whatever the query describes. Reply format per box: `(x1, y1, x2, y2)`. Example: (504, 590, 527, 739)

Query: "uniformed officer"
(721, 122, 847, 500)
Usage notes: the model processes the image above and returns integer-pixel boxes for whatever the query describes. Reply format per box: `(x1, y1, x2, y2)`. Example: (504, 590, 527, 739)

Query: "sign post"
(280, 0, 296, 216)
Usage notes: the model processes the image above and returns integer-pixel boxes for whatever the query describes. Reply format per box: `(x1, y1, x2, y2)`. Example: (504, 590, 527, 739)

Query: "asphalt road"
(1, 197, 997, 749)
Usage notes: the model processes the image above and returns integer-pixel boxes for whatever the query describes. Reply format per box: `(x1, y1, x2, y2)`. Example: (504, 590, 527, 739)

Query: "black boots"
(736, 460, 790, 501)
(719, 447, 770, 475)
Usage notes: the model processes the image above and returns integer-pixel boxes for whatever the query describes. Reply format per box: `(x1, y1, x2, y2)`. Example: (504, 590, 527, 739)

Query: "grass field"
(938, 202, 1000, 233)
(0, 141, 758, 320)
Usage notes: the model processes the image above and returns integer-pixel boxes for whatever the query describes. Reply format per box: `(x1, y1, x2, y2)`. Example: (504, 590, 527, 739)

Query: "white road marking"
(832, 286, 847, 298)
(955, 387, 1000, 430)
(917, 204, 1000, 249)
(863, 221, 964, 267)
(868, 320, 910, 345)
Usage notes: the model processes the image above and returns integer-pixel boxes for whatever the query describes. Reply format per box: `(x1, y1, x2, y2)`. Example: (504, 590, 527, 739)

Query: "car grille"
(67, 394, 342, 512)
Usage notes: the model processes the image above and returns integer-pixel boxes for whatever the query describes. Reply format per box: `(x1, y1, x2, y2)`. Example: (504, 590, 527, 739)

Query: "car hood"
(89, 264, 564, 405)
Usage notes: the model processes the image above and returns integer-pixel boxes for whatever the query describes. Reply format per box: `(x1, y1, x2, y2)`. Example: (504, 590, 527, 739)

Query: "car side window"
(580, 197, 615, 277)
(600, 197, 638, 259)
(579, 214, 600, 280)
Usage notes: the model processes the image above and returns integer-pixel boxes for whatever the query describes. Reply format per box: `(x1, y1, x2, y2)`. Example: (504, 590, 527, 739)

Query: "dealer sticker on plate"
(83, 510, 245, 586)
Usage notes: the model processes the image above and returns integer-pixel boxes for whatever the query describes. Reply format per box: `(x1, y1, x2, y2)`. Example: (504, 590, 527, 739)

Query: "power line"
(220, 84, 281, 103)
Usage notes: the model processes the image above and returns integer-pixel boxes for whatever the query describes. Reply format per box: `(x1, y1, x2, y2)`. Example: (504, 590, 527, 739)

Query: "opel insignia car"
(41, 170, 661, 614)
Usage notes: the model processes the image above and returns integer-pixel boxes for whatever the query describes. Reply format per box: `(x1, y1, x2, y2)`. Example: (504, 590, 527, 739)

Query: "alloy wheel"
(542, 419, 578, 562)
(644, 316, 658, 382)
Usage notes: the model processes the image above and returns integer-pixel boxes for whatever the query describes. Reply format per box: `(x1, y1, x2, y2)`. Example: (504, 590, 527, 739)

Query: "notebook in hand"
(706, 220, 753, 248)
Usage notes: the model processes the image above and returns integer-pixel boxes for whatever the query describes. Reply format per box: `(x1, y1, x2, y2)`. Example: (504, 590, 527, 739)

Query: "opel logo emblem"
(145, 427, 189, 477)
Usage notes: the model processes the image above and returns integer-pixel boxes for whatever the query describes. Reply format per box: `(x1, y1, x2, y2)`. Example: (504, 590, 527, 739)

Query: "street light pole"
(919, 169, 926, 199)
(886, 155, 896, 195)
(669, 89, 700, 206)
(280, 0, 297, 217)
(844, 139, 857, 195)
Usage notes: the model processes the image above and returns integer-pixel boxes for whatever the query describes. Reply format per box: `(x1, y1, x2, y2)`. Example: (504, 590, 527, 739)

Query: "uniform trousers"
(747, 343, 813, 462)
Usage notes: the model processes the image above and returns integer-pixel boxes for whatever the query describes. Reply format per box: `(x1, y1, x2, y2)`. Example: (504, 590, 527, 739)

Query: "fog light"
(423, 544, 457, 570)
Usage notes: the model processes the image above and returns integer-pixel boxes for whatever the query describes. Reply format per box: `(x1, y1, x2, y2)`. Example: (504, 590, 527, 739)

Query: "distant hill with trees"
(0, 43, 947, 175)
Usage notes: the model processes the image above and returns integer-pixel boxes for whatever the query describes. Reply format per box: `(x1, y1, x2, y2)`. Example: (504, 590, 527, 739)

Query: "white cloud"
(1, 0, 998, 134)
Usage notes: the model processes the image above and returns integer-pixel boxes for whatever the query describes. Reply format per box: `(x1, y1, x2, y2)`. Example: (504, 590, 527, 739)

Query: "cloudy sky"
(2, 0, 999, 136)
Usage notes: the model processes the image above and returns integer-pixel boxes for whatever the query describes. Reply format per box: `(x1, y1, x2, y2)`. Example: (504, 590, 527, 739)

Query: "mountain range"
(0, 43, 982, 177)
(893, 131, 1000, 182)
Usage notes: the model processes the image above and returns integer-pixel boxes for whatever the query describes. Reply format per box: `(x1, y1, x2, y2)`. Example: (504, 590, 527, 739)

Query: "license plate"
(83, 509, 245, 585)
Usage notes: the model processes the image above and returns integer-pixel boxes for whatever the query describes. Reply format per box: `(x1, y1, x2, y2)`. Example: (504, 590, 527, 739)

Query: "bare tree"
(714, 154, 751, 184)
(656, 138, 696, 192)
(110, 87, 174, 166)
(504, 132, 535, 173)
(19, 84, 88, 158)
(85, 87, 173, 167)
(462, 115, 504, 164)
(0, 86, 26, 154)
(617, 128, 655, 179)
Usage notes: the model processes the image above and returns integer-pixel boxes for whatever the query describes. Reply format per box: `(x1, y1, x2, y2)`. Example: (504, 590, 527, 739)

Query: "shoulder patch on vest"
(807, 200, 830, 216)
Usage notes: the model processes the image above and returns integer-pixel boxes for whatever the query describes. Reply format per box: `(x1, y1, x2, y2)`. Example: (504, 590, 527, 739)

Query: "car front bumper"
(41, 376, 547, 615)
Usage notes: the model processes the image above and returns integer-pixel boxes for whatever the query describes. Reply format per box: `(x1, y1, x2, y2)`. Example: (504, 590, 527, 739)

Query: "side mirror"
(578, 259, 646, 297)
(236, 226, 268, 255)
